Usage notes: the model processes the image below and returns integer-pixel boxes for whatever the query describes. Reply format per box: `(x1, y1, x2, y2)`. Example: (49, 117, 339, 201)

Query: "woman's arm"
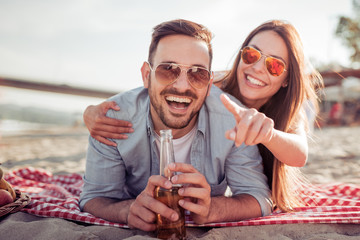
(220, 94, 308, 167)
(83, 101, 134, 146)
(262, 127, 307, 167)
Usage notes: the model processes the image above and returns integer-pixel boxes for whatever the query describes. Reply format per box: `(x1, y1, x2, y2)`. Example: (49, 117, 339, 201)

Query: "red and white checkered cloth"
(4, 167, 360, 228)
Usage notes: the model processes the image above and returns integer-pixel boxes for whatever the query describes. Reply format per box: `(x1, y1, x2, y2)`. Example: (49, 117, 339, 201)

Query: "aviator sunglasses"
(241, 46, 287, 77)
(147, 62, 212, 89)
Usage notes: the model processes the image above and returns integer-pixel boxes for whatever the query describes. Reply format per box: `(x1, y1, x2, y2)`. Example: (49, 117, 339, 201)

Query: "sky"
(0, 0, 355, 112)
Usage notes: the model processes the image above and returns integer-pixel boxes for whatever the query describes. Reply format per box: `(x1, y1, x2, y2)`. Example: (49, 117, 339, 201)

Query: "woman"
(217, 20, 323, 211)
(83, 20, 323, 212)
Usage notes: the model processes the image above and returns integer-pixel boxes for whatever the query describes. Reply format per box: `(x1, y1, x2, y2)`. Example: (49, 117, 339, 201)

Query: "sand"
(304, 126, 360, 185)
(1, 125, 360, 239)
(0, 126, 89, 175)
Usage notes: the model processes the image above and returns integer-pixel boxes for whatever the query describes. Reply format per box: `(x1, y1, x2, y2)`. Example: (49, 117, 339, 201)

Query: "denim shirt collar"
(146, 105, 153, 138)
(197, 104, 207, 137)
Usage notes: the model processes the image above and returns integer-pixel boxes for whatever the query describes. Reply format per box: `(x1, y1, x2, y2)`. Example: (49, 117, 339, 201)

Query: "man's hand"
(127, 175, 179, 231)
(168, 163, 211, 224)
(220, 93, 274, 147)
(83, 101, 134, 146)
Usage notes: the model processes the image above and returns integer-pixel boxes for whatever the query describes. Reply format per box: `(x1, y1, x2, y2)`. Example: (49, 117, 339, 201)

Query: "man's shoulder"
(106, 87, 149, 120)
(108, 87, 147, 103)
(205, 86, 245, 115)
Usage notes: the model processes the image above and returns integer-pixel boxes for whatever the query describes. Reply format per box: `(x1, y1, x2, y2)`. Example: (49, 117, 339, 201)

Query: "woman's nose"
(252, 56, 266, 74)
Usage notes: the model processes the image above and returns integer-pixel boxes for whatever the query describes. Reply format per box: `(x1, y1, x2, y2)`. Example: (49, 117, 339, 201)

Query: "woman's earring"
(282, 82, 288, 87)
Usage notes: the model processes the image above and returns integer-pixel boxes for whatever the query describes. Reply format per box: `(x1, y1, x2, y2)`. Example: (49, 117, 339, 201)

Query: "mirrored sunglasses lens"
(187, 68, 210, 89)
(265, 58, 285, 76)
(242, 47, 261, 64)
(155, 63, 181, 84)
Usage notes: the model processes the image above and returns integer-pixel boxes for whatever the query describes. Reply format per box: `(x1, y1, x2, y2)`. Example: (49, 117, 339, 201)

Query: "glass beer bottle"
(154, 129, 186, 240)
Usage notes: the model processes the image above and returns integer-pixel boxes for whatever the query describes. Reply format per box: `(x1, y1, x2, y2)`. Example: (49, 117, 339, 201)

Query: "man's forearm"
(83, 197, 134, 224)
(207, 194, 262, 223)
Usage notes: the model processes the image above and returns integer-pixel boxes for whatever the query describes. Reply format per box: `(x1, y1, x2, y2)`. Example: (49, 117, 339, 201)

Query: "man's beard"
(151, 101, 198, 129)
(148, 79, 203, 129)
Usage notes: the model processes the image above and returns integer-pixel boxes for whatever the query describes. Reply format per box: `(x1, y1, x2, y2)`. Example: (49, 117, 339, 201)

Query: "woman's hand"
(220, 94, 274, 147)
(83, 101, 134, 146)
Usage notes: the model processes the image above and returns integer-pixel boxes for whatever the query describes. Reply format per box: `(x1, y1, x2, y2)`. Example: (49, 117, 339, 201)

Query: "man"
(79, 19, 271, 231)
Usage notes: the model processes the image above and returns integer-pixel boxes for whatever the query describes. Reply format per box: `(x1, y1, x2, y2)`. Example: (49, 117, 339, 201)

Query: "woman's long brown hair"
(220, 20, 323, 212)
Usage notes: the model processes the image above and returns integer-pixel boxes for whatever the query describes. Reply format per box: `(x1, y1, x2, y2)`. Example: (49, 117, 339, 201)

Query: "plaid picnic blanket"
(4, 167, 360, 227)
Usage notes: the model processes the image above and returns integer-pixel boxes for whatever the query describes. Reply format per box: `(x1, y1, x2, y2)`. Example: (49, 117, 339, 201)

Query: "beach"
(0, 125, 360, 239)
(2, 125, 359, 184)
(304, 126, 360, 185)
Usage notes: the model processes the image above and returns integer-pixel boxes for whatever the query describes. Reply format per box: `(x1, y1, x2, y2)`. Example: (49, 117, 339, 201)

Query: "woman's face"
(237, 30, 289, 110)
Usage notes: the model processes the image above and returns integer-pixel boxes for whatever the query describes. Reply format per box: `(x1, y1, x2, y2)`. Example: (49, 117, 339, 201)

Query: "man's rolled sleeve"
(225, 143, 273, 216)
(79, 136, 126, 210)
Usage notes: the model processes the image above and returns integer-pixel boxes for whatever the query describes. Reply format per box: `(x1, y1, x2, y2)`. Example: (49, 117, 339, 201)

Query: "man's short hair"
(148, 19, 213, 69)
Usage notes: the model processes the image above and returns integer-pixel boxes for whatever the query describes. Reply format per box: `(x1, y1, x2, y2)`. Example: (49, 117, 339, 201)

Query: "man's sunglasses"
(241, 46, 287, 77)
(147, 62, 212, 89)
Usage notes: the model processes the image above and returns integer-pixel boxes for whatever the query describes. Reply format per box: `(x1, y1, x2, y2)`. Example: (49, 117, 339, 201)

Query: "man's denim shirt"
(80, 86, 272, 216)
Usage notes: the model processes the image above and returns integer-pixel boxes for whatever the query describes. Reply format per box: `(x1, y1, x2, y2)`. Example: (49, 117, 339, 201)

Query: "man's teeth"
(247, 76, 265, 86)
(166, 96, 191, 103)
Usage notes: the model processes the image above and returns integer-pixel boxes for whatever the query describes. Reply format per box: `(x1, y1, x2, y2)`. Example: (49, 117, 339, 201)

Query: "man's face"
(141, 34, 212, 138)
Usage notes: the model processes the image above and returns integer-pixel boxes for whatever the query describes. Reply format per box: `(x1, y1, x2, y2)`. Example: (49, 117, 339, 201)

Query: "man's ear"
(207, 71, 214, 97)
(141, 62, 151, 88)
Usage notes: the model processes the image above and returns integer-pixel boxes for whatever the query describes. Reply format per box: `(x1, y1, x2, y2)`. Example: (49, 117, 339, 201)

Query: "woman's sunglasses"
(241, 46, 287, 77)
(147, 62, 212, 89)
